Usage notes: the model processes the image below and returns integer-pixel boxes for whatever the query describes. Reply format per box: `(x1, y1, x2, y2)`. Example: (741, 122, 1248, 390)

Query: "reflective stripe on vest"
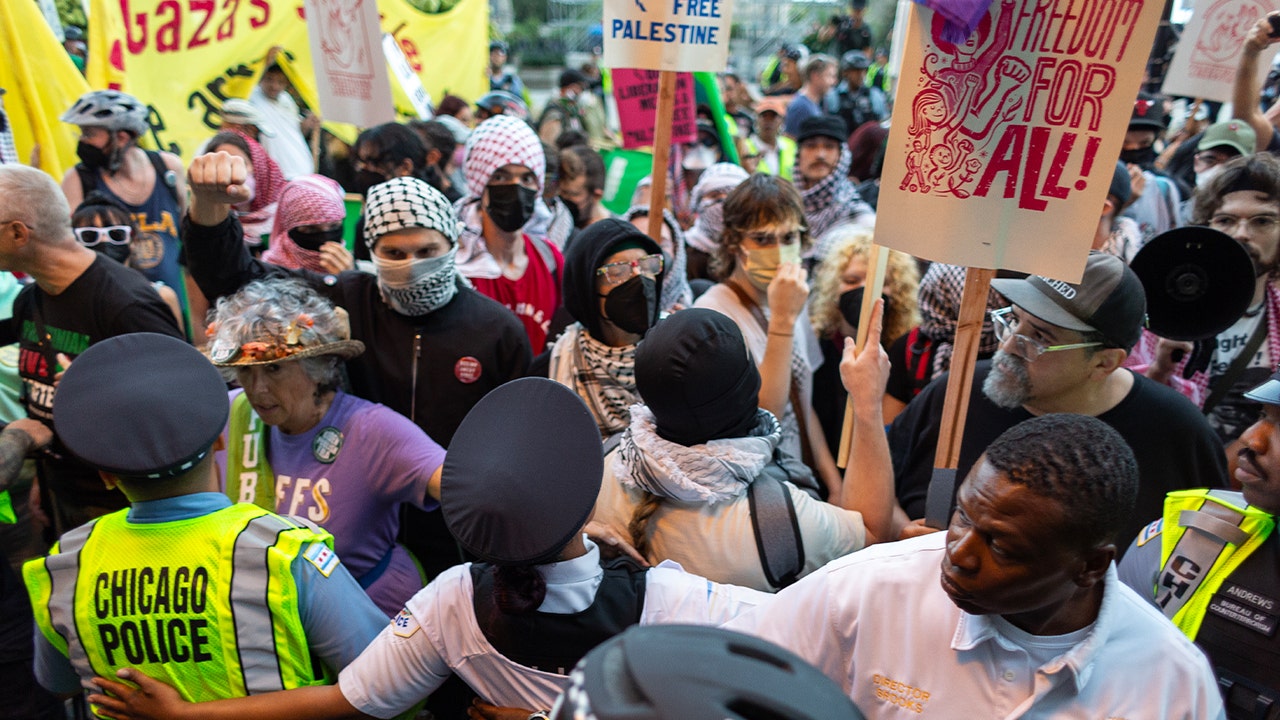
(23, 504, 329, 704)
(1157, 489, 1276, 639)
(26, 520, 97, 686)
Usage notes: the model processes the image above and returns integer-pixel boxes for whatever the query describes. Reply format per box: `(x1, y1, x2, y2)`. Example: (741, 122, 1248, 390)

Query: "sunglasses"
(74, 225, 132, 246)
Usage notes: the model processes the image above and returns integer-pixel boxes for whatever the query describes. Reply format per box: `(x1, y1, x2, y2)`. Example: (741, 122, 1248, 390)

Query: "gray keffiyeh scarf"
(613, 406, 784, 505)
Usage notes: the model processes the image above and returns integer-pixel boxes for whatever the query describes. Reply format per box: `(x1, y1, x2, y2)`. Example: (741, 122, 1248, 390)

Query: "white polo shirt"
(337, 539, 768, 718)
(724, 533, 1225, 719)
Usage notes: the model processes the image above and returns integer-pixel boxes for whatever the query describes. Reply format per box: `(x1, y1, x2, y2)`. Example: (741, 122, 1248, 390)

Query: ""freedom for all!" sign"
(876, 0, 1163, 281)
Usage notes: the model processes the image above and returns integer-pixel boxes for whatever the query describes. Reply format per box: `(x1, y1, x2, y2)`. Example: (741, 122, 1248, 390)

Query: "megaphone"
(1129, 226, 1255, 342)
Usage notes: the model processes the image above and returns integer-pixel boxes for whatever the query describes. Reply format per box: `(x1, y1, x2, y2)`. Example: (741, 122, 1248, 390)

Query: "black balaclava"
(635, 308, 762, 446)
(563, 218, 665, 341)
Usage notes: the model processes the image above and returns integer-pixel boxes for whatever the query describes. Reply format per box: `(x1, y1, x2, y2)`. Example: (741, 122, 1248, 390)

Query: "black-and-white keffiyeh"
(363, 176, 461, 248)
(918, 262, 1008, 375)
(794, 144, 875, 258)
(548, 324, 638, 436)
(374, 246, 461, 316)
(613, 406, 783, 505)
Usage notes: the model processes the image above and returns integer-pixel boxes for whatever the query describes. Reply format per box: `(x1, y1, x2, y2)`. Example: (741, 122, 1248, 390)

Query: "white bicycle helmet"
(61, 90, 149, 136)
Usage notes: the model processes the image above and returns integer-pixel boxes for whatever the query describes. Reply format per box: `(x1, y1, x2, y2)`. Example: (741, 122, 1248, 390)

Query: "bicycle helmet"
(550, 625, 865, 720)
(61, 90, 149, 136)
(474, 90, 529, 122)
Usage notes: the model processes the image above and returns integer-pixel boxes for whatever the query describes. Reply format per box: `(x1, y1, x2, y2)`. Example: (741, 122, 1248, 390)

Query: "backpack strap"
(145, 150, 181, 207)
(75, 163, 99, 197)
(602, 430, 624, 457)
(747, 463, 806, 590)
(531, 235, 558, 284)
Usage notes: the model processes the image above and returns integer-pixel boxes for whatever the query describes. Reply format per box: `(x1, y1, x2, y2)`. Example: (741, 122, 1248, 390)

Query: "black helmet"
(841, 50, 871, 72)
(490, 40, 509, 54)
(474, 90, 529, 122)
(551, 625, 865, 720)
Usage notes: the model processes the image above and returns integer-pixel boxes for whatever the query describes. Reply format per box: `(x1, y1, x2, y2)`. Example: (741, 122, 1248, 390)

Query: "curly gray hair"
(208, 278, 347, 390)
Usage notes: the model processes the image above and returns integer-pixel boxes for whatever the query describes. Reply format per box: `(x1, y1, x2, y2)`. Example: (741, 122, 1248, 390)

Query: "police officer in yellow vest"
(1120, 367, 1280, 719)
(22, 333, 386, 712)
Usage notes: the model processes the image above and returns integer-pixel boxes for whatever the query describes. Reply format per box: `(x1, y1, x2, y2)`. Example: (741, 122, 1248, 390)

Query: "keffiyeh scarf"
(263, 174, 345, 273)
(549, 324, 639, 436)
(794, 144, 873, 254)
(613, 406, 782, 505)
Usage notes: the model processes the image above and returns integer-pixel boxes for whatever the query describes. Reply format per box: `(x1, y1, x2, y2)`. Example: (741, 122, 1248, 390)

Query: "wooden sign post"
(645, 72, 678, 244)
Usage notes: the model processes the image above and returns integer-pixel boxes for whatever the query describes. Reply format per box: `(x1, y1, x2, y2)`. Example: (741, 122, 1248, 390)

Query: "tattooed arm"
(0, 419, 52, 492)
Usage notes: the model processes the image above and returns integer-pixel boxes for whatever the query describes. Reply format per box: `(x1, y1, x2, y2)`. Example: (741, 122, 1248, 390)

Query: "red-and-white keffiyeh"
(456, 115, 546, 279)
(226, 127, 287, 244)
(262, 175, 346, 273)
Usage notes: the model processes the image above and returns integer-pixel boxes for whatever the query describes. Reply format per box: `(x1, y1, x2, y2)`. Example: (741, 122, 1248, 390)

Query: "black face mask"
(838, 287, 890, 331)
(601, 275, 658, 335)
(351, 169, 388, 197)
(561, 196, 586, 228)
(288, 226, 344, 251)
(1118, 146, 1157, 169)
(96, 241, 133, 266)
(77, 140, 113, 172)
(486, 184, 538, 233)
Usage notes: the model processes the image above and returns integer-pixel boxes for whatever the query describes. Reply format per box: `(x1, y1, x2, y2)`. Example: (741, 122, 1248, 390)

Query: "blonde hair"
(810, 227, 920, 346)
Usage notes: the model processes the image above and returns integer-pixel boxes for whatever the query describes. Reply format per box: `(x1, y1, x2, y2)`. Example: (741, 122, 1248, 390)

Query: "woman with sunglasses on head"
(533, 219, 666, 439)
(72, 193, 184, 329)
(693, 174, 842, 499)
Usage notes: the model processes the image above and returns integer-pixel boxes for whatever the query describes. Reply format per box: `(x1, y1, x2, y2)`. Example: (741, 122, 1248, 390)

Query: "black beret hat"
(441, 377, 603, 566)
(54, 333, 229, 480)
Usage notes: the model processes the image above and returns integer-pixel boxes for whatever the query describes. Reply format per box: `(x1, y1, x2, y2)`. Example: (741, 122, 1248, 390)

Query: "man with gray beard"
(887, 252, 1228, 554)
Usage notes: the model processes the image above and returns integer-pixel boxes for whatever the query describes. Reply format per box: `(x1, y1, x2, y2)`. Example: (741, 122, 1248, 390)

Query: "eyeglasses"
(742, 229, 805, 248)
(74, 225, 132, 246)
(596, 253, 664, 286)
(989, 307, 1102, 362)
(1209, 214, 1280, 235)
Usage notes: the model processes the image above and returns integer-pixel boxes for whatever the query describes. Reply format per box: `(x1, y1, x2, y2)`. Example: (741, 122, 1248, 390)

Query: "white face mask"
(1196, 164, 1225, 188)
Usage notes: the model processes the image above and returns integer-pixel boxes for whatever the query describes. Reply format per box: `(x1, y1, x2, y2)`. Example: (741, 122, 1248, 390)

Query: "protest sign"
(1162, 0, 1280, 103)
(85, 0, 487, 161)
(876, 0, 1163, 282)
(303, 0, 394, 127)
(384, 34, 432, 119)
(612, 69, 696, 149)
(603, 0, 735, 72)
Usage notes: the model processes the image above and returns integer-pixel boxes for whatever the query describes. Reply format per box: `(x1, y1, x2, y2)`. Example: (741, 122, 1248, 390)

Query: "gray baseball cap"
(990, 252, 1147, 350)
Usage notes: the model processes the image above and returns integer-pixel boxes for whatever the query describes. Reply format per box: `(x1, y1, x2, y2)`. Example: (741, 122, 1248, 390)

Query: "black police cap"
(54, 333, 229, 480)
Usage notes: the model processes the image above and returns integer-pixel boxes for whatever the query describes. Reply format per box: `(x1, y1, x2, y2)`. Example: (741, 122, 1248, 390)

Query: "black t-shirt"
(12, 256, 183, 510)
(888, 361, 1229, 553)
(835, 18, 872, 55)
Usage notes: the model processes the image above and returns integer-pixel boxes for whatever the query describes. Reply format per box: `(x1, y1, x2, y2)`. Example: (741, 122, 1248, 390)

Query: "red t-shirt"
(470, 235, 563, 353)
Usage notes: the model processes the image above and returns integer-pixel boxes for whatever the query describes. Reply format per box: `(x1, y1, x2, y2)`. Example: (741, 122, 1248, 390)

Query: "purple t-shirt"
(220, 389, 445, 617)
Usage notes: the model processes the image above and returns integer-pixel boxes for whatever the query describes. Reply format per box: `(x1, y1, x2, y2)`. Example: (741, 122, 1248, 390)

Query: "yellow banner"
(85, 0, 488, 161)
(1, 0, 90, 178)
